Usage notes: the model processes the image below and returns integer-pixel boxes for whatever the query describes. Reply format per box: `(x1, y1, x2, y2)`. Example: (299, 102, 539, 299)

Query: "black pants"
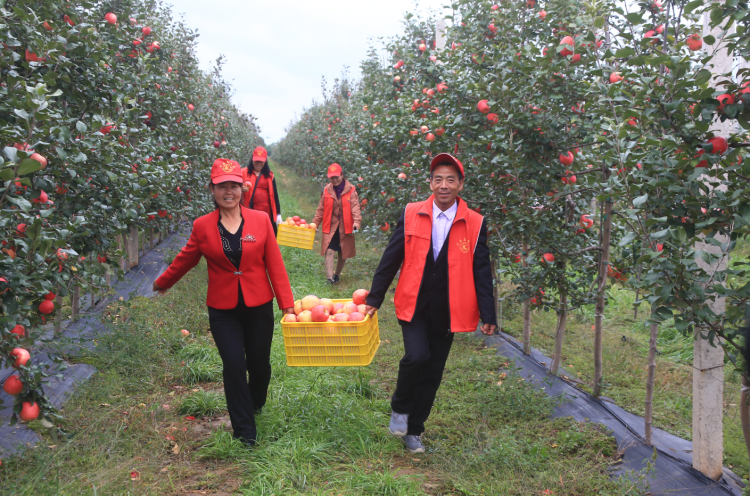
(391, 308, 455, 436)
(208, 299, 275, 443)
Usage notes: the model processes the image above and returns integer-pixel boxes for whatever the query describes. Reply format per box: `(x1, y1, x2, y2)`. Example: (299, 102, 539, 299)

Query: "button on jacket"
(155, 207, 294, 310)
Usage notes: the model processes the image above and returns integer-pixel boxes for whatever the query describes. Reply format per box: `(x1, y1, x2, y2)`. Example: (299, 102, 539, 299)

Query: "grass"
(501, 277, 748, 479)
(0, 160, 640, 495)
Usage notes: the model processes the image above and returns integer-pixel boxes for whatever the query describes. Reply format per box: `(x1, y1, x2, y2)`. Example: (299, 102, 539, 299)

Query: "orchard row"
(1, 0, 261, 427)
(276, 0, 750, 438)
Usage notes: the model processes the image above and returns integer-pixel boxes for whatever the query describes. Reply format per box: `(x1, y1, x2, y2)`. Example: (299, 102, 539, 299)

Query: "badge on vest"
(241, 234, 256, 243)
(457, 238, 471, 254)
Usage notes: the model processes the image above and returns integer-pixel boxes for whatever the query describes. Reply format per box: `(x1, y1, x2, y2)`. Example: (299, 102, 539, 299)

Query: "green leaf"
(633, 194, 648, 208)
(625, 13, 644, 25)
(619, 232, 638, 246)
(685, 0, 704, 14)
(7, 196, 32, 212)
(17, 159, 41, 176)
(14, 109, 30, 120)
(594, 17, 606, 28)
(0, 168, 15, 181)
(76, 121, 88, 133)
(702, 35, 715, 46)
(615, 48, 636, 58)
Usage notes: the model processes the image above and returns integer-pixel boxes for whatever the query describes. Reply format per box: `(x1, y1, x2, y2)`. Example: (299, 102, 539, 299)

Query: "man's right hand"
(365, 305, 377, 316)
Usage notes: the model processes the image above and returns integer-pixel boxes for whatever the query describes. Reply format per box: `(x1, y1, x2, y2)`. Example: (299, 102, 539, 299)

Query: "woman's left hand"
(282, 307, 295, 315)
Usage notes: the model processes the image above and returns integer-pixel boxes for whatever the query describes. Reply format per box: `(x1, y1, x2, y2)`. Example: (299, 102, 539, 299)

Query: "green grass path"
(0, 162, 623, 495)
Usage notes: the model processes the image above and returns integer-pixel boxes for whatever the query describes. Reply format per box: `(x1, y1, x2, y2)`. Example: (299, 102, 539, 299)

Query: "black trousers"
(207, 299, 275, 443)
(391, 308, 454, 436)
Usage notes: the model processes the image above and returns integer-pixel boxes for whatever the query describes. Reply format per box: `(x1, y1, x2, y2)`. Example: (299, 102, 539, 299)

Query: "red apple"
(559, 36, 574, 56)
(487, 113, 499, 124)
(580, 214, 593, 228)
(609, 72, 623, 83)
(332, 303, 345, 314)
(343, 302, 358, 315)
(43, 21, 53, 31)
(142, 26, 152, 36)
(104, 13, 117, 24)
(332, 313, 349, 322)
(352, 289, 369, 305)
(293, 215, 301, 222)
(30, 153, 47, 169)
(297, 310, 313, 322)
(348, 312, 365, 322)
(44, 292, 56, 301)
(301, 295, 320, 311)
(539, 10, 547, 19)
(426, 132, 436, 142)
(2, 375, 23, 395)
(477, 100, 490, 114)
(418, 43, 427, 52)
(358, 304, 367, 314)
(20, 401, 40, 422)
(311, 305, 330, 322)
(319, 298, 334, 313)
(542, 253, 555, 263)
(38, 300, 54, 314)
(282, 314, 298, 323)
(11, 348, 30, 368)
(559, 152, 574, 166)
(294, 301, 303, 315)
(686, 34, 702, 51)
(716, 94, 734, 110)
(705, 136, 728, 155)
(398, 173, 406, 179)
(435, 127, 445, 136)
(10, 325, 25, 338)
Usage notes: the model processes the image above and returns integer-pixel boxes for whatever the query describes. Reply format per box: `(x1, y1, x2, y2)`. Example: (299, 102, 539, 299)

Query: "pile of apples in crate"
(283, 289, 370, 323)
(284, 215, 316, 229)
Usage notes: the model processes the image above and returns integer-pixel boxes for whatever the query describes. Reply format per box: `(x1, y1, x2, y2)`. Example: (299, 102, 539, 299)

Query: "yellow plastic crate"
(281, 299, 380, 367)
(277, 223, 316, 250)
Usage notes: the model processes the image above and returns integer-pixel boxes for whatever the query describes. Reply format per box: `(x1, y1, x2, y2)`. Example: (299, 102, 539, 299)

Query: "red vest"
(242, 170, 277, 219)
(322, 186, 355, 235)
(394, 196, 484, 333)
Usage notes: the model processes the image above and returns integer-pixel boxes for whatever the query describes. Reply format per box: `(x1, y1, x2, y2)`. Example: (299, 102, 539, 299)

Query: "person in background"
(312, 163, 362, 284)
(242, 146, 282, 236)
(153, 158, 294, 447)
(364, 153, 497, 454)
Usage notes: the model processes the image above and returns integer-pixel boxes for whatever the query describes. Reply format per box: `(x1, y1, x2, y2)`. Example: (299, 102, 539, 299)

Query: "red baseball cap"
(252, 146, 268, 162)
(327, 163, 343, 178)
(430, 153, 465, 178)
(211, 158, 243, 184)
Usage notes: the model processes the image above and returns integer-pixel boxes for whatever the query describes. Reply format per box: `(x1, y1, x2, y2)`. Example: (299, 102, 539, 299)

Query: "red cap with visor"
(211, 158, 243, 184)
(327, 163, 343, 178)
(252, 146, 268, 162)
(430, 153, 465, 178)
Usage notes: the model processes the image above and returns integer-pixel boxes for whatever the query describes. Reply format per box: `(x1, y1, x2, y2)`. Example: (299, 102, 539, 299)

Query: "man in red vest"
(365, 153, 497, 453)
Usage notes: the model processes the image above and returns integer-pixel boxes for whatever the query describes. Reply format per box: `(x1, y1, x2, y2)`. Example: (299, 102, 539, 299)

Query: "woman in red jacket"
(153, 158, 294, 447)
(242, 146, 282, 236)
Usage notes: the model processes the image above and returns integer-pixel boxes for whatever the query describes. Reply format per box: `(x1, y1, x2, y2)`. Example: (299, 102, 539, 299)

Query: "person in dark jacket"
(242, 146, 282, 236)
(364, 153, 497, 454)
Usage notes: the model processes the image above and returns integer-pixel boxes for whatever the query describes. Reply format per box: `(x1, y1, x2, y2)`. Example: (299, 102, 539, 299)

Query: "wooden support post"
(105, 270, 111, 287)
(149, 228, 154, 250)
(645, 320, 658, 445)
(54, 294, 63, 336)
(550, 290, 567, 375)
(124, 225, 139, 269)
(71, 286, 80, 318)
(522, 241, 531, 355)
(593, 193, 613, 398)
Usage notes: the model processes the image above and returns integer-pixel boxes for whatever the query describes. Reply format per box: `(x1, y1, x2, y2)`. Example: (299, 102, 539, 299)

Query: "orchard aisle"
(0, 162, 619, 496)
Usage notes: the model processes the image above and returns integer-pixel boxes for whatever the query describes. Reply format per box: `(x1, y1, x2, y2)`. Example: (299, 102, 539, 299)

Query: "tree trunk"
(54, 293, 63, 337)
(593, 196, 613, 398)
(71, 286, 80, 318)
(550, 290, 567, 375)
(645, 320, 659, 445)
(149, 228, 154, 250)
(741, 373, 750, 468)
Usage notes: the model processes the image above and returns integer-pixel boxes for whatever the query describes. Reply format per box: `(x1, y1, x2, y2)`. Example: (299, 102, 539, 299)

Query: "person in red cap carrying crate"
(312, 163, 362, 284)
(242, 146, 282, 236)
(364, 153, 497, 453)
(153, 158, 295, 447)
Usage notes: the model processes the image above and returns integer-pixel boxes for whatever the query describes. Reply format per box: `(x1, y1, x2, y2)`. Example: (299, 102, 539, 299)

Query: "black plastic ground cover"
(483, 331, 744, 496)
(0, 227, 191, 458)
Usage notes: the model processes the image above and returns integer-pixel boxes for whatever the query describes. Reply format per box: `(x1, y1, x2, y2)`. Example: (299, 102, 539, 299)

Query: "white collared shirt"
(432, 200, 457, 260)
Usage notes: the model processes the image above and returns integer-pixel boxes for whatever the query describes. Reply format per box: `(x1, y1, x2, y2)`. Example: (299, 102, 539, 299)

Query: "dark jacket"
(367, 208, 496, 329)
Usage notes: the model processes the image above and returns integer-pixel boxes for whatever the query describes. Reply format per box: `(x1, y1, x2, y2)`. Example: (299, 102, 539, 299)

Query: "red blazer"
(155, 207, 294, 310)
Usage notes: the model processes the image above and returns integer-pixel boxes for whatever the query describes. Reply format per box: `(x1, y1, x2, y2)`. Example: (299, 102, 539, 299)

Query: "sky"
(170, 0, 449, 145)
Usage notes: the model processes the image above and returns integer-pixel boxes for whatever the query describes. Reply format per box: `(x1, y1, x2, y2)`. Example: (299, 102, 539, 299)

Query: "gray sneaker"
(389, 411, 408, 436)
(400, 435, 425, 454)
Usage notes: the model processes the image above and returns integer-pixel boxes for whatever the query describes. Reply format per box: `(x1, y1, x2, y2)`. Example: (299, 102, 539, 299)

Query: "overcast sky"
(170, 0, 448, 145)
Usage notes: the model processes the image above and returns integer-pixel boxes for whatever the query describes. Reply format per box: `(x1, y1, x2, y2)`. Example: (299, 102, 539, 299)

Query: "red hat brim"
(252, 155, 267, 162)
(212, 174, 243, 184)
(430, 153, 465, 177)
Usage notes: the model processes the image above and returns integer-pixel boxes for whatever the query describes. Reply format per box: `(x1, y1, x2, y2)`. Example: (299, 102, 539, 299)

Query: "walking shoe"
(400, 435, 425, 454)
(389, 411, 408, 436)
(327, 277, 336, 284)
(332, 274, 340, 283)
